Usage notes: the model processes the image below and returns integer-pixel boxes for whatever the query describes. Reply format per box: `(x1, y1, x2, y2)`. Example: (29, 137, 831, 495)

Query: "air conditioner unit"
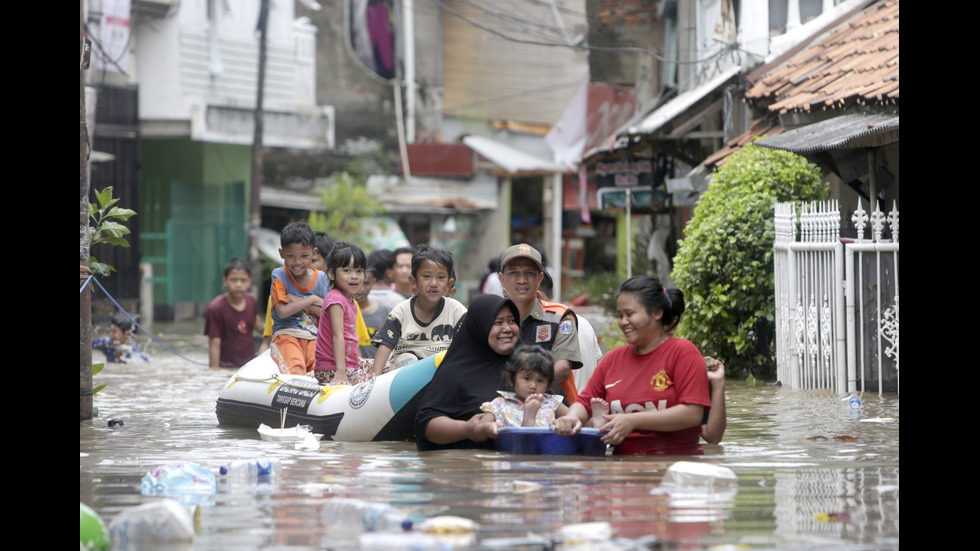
(134, 0, 177, 18)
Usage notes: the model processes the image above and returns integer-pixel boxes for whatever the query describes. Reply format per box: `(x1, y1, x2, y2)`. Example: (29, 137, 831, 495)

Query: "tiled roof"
(745, 0, 899, 113)
(702, 117, 785, 169)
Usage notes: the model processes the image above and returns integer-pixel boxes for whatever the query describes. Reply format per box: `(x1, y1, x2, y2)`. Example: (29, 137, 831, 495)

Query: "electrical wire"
(81, 274, 209, 366)
(431, 0, 738, 65)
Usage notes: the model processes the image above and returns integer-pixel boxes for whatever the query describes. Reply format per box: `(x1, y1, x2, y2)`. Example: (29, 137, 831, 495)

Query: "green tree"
(671, 143, 825, 380)
(308, 171, 386, 250)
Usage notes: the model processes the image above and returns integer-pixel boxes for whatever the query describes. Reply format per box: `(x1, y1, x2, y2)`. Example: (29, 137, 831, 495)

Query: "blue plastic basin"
(494, 427, 608, 456)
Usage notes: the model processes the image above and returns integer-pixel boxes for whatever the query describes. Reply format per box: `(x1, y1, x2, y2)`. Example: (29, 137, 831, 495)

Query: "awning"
(626, 66, 742, 137)
(462, 135, 566, 176)
(367, 174, 500, 213)
(582, 65, 742, 162)
(260, 186, 329, 212)
(753, 111, 899, 154)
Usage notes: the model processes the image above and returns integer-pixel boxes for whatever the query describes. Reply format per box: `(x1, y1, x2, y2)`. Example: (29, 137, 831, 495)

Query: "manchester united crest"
(650, 369, 672, 392)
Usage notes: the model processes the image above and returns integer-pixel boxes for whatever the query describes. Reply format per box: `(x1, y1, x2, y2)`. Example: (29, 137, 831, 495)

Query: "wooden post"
(80, 0, 93, 421)
(249, 0, 269, 297)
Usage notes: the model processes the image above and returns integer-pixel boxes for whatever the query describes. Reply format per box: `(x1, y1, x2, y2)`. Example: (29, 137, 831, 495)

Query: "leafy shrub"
(308, 170, 386, 251)
(88, 187, 137, 277)
(670, 143, 825, 379)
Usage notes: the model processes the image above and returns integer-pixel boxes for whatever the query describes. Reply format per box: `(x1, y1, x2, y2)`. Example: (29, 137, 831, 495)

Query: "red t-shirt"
(204, 293, 258, 368)
(577, 337, 710, 454)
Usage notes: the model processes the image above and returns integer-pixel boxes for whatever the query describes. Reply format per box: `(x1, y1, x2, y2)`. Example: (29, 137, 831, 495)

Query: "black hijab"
(414, 294, 519, 451)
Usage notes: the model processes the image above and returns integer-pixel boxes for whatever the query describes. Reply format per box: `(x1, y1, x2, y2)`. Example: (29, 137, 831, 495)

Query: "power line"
(431, 0, 739, 65)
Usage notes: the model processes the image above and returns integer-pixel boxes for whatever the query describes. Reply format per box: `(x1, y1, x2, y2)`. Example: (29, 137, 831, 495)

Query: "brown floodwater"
(80, 321, 899, 550)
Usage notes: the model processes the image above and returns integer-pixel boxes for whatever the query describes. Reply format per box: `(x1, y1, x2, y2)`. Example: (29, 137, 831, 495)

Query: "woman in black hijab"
(415, 294, 520, 451)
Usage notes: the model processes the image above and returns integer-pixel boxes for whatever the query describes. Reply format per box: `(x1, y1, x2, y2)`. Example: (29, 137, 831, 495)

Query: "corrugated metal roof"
(753, 111, 898, 154)
(580, 65, 741, 163)
(366, 174, 501, 213)
(745, 0, 899, 113)
(462, 135, 566, 175)
(626, 66, 742, 136)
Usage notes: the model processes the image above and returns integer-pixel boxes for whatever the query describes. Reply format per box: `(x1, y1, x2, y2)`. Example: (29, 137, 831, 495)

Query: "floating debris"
(815, 509, 865, 523)
(804, 434, 858, 441)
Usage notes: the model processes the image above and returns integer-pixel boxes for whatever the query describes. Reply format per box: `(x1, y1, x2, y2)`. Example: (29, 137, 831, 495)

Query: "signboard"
(595, 157, 653, 188)
(597, 187, 666, 211)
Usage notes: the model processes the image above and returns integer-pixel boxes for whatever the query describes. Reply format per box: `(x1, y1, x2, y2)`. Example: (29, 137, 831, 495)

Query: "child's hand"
(706, 357, 726, 388)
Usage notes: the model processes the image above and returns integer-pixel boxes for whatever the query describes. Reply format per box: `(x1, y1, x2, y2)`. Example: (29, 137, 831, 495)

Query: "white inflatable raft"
(215, 350, 443, 442)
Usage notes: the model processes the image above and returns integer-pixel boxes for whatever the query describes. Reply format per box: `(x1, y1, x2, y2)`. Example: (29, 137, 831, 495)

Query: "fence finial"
(852, 203, 868, 241)
(870, 203, 886, 242)
(887, 201, 899, 242)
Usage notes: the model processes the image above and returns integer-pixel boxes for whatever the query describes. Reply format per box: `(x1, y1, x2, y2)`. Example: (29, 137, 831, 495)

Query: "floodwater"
(80, 321, 899, 550)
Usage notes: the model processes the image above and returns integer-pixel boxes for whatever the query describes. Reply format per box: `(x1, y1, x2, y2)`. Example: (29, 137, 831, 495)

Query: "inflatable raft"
(215, 350, 443, 442)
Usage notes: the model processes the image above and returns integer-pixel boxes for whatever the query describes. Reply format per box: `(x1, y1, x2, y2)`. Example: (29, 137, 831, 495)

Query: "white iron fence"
(773, 200, 899, 394)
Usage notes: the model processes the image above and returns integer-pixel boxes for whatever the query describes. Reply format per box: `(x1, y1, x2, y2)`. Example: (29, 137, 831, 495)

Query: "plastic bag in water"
(140, 462, 217, 505)
(358, 532, 450, 550)
(659, 461, 737, 491)
(109, 499, 196, 545)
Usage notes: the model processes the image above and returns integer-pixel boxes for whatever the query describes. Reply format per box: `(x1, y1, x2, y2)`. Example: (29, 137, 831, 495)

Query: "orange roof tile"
(745, 0, 899, 114)
(702, 118, 785, 169)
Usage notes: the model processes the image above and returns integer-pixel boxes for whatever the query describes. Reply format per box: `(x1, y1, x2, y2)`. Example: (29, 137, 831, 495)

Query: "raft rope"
(81, 274, 209, 366)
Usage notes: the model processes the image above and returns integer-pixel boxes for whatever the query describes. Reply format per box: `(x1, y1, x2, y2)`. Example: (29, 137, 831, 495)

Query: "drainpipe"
(551, 167, 563, 301)
(249, 0, 269, 300)
(403, 0, 416, 143)
(867, 149, 877, 211)
(394, 80, 411, 185)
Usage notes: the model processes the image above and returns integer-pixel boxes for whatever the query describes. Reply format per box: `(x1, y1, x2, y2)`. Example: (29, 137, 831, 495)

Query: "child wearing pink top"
(314, 242, 371, 386)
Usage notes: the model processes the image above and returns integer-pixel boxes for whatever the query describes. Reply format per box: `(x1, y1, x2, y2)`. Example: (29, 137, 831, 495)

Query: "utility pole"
(249, 0, 269, 296)
(80, 0, 93, 421)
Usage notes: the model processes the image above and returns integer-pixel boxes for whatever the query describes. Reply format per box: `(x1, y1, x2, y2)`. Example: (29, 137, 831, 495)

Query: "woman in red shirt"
(555, 276, 711, 455)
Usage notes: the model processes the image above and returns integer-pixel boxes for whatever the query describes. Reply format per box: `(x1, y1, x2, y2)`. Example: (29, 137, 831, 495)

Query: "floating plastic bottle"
(320, 498, 413, 533)
(219, 458, 283, 481)
(140, 462, 217, 505)
(844, 393, 862, 419)
(108, 499, 197, 545)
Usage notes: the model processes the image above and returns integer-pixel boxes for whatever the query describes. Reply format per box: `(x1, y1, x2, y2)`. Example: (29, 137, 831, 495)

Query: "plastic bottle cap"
(219, 466, 229, 475)
(401, 519, 413, 531)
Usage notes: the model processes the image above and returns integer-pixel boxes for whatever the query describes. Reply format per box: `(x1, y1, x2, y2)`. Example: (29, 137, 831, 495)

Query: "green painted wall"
(139, 140, 252, 309)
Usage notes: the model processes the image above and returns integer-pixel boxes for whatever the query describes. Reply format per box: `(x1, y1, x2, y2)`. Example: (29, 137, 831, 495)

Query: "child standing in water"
(92, 312, 149, 364)
(314, 242, 371, 386)
(479, 345, 571, 428)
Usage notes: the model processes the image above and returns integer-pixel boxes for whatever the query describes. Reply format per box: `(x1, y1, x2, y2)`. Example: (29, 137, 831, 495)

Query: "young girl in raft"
(478, 344, 574, 428)
(314, 242, 372, 386)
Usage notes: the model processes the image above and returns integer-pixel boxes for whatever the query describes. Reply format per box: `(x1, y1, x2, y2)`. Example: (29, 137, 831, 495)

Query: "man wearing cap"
(498, 243, 582, 403)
